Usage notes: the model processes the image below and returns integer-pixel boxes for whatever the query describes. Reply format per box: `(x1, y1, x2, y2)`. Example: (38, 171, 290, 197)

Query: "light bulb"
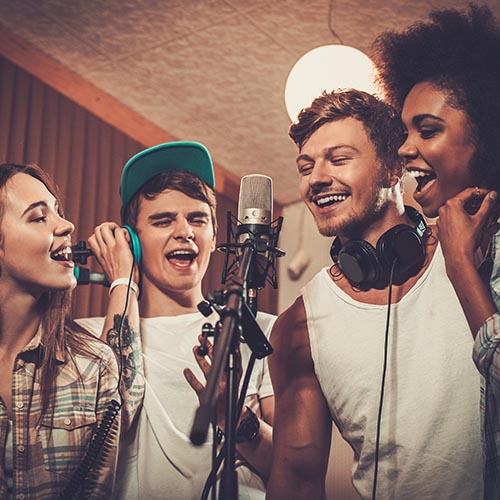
(285, 45, 377, 122)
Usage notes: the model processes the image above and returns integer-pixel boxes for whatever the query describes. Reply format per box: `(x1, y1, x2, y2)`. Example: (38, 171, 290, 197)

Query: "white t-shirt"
(78, 311, 275, 500)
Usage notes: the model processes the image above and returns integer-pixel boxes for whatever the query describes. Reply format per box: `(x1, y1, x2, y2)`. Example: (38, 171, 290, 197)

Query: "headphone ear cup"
(122, 225, 142, 264)
(377, 224, 424, 281)
(336, 240, 382, 287)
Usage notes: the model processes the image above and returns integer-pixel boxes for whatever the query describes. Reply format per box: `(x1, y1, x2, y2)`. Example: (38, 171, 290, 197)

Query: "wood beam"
(0, 23, 242, 201)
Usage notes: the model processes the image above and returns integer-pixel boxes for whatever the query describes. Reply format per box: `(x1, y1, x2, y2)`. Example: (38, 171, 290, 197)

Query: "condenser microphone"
(236, 174, 274, 312)
(237, 174, 273, 241)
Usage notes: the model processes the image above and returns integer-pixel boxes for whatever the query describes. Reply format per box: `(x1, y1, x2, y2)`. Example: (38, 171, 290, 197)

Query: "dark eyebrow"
(413, 114, 445, 126)
(148, 210, 210, 222)
(22, 201, 48, 217)
(188, 211, 210, 219)
(296, 145, 359, 164)
(148, 211, 176, 222)
(324, 145, 359, 155)
(296, 153, 314, 164)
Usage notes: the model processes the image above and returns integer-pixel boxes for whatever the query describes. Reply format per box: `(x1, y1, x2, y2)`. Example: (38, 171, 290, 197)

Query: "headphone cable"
(58, 247, 136, 498)
(115, 251, 137, 404)
(371, 258, 397, 500)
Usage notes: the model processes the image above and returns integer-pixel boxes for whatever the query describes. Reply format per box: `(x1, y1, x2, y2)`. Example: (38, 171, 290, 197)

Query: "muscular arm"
(267, 297, 332, 500)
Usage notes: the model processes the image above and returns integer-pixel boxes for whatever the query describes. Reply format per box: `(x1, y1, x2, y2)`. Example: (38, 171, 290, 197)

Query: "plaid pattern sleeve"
(473, 228, 500, 500)
(0, 333, 121, 500)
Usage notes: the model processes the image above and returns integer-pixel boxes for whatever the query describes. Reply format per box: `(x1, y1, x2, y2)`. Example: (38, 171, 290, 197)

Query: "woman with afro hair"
(373, 4, 500, 497)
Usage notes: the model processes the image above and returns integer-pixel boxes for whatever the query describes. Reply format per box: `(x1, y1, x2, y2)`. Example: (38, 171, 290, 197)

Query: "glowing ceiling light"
(284, 45, 377, 122)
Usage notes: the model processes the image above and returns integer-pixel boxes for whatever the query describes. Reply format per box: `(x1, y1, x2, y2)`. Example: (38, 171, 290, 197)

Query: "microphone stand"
(190, 239, 257, 500)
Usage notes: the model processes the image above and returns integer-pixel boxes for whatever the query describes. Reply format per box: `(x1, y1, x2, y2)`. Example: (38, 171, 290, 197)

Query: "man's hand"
(183, 334, 242, 431)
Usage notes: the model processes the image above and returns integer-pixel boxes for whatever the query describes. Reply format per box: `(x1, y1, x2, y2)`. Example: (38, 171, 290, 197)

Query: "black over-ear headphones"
(329, 206, 428, 289)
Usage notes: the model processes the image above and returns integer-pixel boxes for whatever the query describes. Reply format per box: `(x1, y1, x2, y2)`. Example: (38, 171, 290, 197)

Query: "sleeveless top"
(302, 244, 483, 500)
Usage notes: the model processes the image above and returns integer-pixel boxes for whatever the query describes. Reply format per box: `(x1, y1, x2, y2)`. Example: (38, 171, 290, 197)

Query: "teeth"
(52, 246, 71, 260)
(168, 250, 196, 261)
(316, 194, 348, 206)
(170, 250, 194, 257)
(407, 170, 432, 179)
(54, 247, 71, 256)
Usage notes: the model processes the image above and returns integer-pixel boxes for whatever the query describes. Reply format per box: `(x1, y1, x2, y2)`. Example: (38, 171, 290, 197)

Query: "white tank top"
(302, 244, 483, 500)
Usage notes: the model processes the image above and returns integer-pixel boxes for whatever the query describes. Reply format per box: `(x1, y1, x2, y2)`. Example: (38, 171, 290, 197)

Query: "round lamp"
(285, 45, 377, 122)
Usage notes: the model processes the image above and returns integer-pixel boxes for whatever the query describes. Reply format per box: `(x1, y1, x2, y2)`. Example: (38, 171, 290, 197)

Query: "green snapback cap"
(120, 141, 215, 207)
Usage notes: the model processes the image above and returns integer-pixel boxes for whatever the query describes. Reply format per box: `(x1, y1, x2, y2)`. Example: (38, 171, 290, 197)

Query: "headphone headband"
(404, 205, 427, 239)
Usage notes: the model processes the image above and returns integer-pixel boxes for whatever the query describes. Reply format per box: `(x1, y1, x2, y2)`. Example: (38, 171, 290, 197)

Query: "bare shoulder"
(269, 296, 314, 390)
(271, 296, 309, 353)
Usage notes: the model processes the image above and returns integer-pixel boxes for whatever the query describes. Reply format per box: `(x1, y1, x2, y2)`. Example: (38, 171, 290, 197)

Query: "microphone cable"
(371, 258, 397, 500)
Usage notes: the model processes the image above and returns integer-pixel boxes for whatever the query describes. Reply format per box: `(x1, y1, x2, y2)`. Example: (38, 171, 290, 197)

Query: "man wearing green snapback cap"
(78, 141, 275, 499)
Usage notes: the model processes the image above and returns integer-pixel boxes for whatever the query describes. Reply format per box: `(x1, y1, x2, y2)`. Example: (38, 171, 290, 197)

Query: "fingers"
(440, 187, 497, 221)
(87, 222, 121, 255)
(191, 334, 244, 386)
(98, 224, 130, 252)
(475, 190, 498, 220)
(183, 368, 204, 396)
(87, 222, 136, 281)
(193, 341, 213, 380)
(450, 186, 488, 204)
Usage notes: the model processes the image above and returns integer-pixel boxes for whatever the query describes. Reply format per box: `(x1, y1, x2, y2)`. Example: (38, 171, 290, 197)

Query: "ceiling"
(1, 0, 499, 206)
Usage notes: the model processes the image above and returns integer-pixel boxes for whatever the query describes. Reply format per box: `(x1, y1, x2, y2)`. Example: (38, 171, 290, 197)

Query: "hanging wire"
(371, 259, 397, 500)
(328, 0, 344, 44)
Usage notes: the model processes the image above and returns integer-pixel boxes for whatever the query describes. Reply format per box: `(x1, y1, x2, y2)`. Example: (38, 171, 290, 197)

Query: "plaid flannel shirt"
(0, 327, 120, 500)
(473, 225, 500, 500)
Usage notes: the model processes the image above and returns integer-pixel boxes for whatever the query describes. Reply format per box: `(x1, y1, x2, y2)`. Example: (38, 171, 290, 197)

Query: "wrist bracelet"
(109, 278, 139, 296)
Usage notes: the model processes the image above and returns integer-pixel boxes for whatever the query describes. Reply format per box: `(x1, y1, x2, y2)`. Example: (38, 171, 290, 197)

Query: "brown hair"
(122, 169, 217, 234)
(289, 89, 404, 177)
(0, 163, 104, 418)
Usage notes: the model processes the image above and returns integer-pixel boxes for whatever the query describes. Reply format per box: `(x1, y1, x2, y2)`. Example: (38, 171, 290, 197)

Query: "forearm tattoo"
(107, 314, 144, 420)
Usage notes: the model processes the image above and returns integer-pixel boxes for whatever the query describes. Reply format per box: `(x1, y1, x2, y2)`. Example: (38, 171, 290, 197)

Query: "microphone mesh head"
(238, 175, 273, 225)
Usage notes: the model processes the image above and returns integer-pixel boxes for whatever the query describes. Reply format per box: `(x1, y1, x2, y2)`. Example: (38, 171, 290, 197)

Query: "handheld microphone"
(71, 241, 94, 265)
(70, 241, 109, 286)
(73, 266, 110, 286)
(70, 232, 141, 286)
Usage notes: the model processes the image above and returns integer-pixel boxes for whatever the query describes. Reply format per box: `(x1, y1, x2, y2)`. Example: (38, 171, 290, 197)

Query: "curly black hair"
(372, 4, 500, 190)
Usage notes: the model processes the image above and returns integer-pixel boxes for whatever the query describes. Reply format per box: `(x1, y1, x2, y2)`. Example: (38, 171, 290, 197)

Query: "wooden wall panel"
(0, 55, 278, 317)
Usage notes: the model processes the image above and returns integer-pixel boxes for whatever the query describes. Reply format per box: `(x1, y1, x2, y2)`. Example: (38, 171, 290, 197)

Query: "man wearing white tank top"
(267, 89, 482, 500)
